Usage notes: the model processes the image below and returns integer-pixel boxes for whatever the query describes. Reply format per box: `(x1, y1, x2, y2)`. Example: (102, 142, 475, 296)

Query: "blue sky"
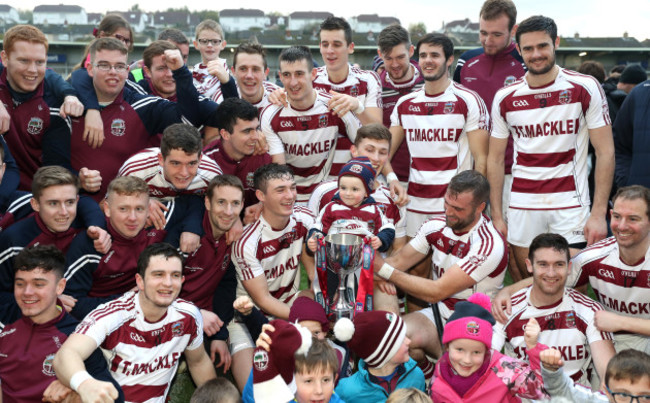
(15, 0, 650, 41)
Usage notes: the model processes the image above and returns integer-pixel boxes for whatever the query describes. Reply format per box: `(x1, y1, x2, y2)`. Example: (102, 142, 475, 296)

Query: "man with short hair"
(231, 41, 280, 113)
(63, 176, 195, 319)
(129, 28, 191, 81)
(179, 175, 245, 376)
(376, 24, 424, 183)
(203, 98, 271, 209)
(0, 24, 84, 190)
(492, 233, 615, 386)
(69, 37, 215, 201)
(0, 245, 123, 402)
(0, 166, 106, 318)
(55, 243, 216, 403)
(493, 186, 650, 354)
(373, 170, 507, 372)
(487, 15, 614, 272)
(262, 46, 359, 203)
(389, 33, 489, 238)
(453, 0, 527, 281)
(230, 164, 314, 390)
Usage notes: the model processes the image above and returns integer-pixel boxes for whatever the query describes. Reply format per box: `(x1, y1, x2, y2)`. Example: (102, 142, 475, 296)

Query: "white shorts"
(227, 320, 255, 354)
(406, 211, 436, 238)
(414, 302, 451, 327)
(507, 206, 589, 247)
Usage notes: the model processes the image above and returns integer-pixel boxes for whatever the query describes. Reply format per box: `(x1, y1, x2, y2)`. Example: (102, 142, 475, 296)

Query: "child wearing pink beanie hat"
(430, 293, 550, 402)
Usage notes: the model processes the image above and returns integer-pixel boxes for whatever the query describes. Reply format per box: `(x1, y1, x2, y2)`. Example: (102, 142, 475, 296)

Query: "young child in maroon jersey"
(307, 156, 395, 253)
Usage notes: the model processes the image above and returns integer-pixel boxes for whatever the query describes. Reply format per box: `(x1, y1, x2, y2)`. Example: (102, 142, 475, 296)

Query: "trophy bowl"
(324, 233, 363, 319)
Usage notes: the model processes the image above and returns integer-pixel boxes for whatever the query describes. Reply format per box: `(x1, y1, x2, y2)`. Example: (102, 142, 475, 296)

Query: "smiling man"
(229, 164, 315, 391)
(389, 33, 489, 239)
(492, 233, 615, 386)
(231, 41, 280, 114)
(487, 15, 614, 274)
(0, 245, 123, 403)
(63, 176, 199, 319)
(261, 46, 359, 204)
(55, 243, 215, 403)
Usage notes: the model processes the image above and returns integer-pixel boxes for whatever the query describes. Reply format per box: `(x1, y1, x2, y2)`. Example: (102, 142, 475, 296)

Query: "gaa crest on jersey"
(350, 85, 359, 97)
(111, 118, 126, 136)
(253, 350, 269, 371)
(443, 102, 454, 114)
(42, 353, 56, 376)
(503, 75, 516, 86)
(565, 312, 576, 328)
(466, 321, 480, 335)
(318, 114, 328, 128)
(559, 90, 572, 105)
(27, 117, 44, 135)
(171, 322, 183, 337)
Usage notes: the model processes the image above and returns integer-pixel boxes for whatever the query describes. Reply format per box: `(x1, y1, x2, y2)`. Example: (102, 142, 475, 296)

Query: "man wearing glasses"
(68, 37, 213, 202)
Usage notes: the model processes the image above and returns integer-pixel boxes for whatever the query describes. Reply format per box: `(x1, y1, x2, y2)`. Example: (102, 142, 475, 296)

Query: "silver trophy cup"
(325, 233, 363, 319)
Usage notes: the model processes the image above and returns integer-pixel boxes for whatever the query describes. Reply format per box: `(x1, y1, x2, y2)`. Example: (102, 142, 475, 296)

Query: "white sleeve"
(490, 91, 511, 139)
(408, 221, 434, 255)
(363, 71, 382, 108)
(458, 229, 506, 282)
(232, 234, 265, 281)
(583, 76, 611, 129)
(186, 304, 205, 350)
(459, 89, 489, 132)
(260, 106, 285, 155)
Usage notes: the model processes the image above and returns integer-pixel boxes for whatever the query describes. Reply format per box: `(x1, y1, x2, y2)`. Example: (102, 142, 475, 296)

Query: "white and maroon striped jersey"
(491, 68, 611, 211)
(117, 147, 222, 201)
(192, 59, 229, 103)
(390, 82, 489, 214)
(74, 292, 203, 403)
(307, 179, 406, 239)
(261, 92, 360, 202)
(313, 66, 382, 177)
(569, 236, 650, 320)
(493, 286, 613, 385)
(409, 214, 507, 320)
(237, 81, 280, 115)
(233, 206, 314, 314)
(312, 199, 394, 237)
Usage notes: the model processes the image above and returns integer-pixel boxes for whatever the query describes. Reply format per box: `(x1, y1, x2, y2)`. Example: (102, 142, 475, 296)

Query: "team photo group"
(0, 0, 648, 402)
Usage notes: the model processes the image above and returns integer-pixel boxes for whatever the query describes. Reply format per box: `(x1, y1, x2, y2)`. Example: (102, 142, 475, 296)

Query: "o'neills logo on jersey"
(27, 117, 44, 135)
(443, 102, 454, 114)
(111, 118, 126, 136)
(280, 120, 294, 128)
(559, 90, 572, 104)
(318, 114, 328, 128)
(42, 353, 55, 376)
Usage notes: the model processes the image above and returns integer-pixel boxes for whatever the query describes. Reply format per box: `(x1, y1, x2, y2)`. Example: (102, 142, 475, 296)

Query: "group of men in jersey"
(0, 0, 648, 401)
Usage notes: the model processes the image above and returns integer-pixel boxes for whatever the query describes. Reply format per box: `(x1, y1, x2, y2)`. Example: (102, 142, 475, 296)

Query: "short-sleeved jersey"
(409, 214, 507, 320)
(202, 138, 272, 209)
(493, 286, 613, 384)
(75, 292, 203, 403)
(192, 59, 228, 103)
(313, 66, 382, 176)
(568, 237, 650, 321)
(390, 82, 489, 214)
(238, 81, 280, 115)
(232, 207, 314, 313)
(307, 179, 406, 239)
(491, 68, 611, 210)
(117, 147, 222, 201)
(261, 92, 360, 202)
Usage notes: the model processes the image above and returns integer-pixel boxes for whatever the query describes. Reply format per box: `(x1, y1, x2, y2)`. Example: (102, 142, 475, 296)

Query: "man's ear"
(157, 152, 164, 167)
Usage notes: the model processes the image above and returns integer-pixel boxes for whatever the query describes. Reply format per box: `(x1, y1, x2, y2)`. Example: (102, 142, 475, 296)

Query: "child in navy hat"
(307, 156, 395, 253)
